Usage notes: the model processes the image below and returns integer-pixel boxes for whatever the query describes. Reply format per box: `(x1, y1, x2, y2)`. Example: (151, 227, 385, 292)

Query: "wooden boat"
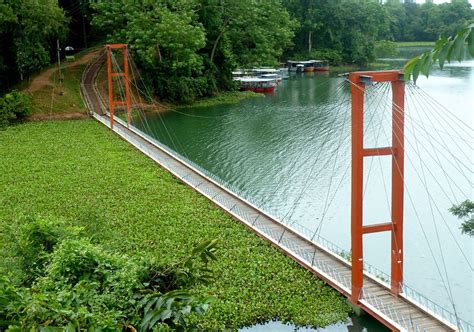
(234, 77, 276, 93)
(312, 60, 329, 72)
(252, 68, 282, 82)
(287, 60, 330, 72)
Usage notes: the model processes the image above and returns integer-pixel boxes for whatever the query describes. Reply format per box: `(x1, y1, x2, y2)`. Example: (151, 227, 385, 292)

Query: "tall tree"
(0, 0, 67, 90)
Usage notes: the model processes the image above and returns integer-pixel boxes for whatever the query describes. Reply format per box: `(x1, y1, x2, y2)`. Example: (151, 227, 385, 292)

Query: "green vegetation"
(285, 0, 390, 65)
(175, 91, 264, 109)
(2, 1, 473, 101)
(0, 90, 32, 128)
(28, 64, 87, 116)
(1, 216, 216, 330)
(404, 23, 474, 82)
(284, 0, 473, 66)
(0, 0, 67, 91)
(0, 120, 351, 330)
(374, 40, 399, 58)
(91, 0, 296, 103)
(450, 200, 474, 237)
(395, 41, 436, 47)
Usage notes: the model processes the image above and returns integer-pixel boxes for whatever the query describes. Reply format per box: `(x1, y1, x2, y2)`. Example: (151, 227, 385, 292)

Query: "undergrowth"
(0, 120, 351, 330)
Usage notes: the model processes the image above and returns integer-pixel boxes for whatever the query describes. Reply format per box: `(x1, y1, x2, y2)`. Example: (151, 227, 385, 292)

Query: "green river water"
(133, 47, 473, 331)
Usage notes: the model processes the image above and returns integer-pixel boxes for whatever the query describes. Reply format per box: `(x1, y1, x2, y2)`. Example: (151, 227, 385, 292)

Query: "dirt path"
(26, 48, 101, 93)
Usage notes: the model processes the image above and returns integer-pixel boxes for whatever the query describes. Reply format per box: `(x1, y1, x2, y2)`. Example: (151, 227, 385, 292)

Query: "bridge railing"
(124, 125, 473, 331)
(401, 284, 473, 332)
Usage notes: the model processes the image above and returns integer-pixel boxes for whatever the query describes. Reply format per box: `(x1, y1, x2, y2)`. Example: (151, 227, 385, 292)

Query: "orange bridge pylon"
(106, 44, 131, 129)
(348, 70, 405, 303)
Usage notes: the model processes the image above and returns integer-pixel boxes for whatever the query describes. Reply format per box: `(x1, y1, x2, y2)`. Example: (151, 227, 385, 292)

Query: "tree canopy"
(0, 0, 67, 90)
(90, 0, 296, 103)
(0, 0, 472, 100)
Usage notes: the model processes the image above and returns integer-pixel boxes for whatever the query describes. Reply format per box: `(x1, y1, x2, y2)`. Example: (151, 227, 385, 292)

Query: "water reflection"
(240, 315, 389, 332)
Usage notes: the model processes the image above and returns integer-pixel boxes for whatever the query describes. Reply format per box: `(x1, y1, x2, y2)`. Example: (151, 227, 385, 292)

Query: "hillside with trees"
(0, 0, 472, 102)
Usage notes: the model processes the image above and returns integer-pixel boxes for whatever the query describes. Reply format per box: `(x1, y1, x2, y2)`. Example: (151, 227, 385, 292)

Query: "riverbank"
(395, 41, 435, 47)
(0, 120, 351, 329)
(175, 91, 264, 109)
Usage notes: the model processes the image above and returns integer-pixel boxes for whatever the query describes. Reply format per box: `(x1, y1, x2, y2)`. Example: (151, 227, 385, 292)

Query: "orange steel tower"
(106, 44, 131, 129)
(348, 70, 405, 303)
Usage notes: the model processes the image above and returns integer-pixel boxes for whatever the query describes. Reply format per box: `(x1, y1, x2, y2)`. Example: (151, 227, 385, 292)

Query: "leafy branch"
(449, 200, 474, 237)
(404, 23, 474, 82)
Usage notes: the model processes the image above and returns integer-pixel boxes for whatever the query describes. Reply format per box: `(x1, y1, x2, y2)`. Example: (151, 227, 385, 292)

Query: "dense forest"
(0, 0, 472, 101)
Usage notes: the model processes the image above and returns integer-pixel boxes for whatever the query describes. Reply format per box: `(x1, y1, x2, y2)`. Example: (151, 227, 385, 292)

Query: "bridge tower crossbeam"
(349, 70, 405, 304)
(106, 44, 131, 129)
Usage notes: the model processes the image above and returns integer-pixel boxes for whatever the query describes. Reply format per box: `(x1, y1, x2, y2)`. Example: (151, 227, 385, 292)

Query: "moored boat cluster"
(233, 60, 329, 93)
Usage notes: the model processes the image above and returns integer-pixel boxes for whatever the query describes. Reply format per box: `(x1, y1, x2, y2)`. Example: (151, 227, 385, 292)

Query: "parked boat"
(287, 60, 330, 72)
(234, 77, 276, 93)
(312, 60, 329, 72)
(251, 68, 283, 83)
(261, 73, 282, 83)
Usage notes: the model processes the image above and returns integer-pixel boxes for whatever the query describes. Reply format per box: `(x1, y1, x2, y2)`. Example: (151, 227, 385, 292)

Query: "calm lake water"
(133, 47, 473, 330)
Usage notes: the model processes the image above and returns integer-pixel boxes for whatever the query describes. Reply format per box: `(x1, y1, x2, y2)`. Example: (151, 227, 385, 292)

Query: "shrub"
(0, 90, 32, 128)
(374, 40, 399, 58)
(2, 218, 217, 330)
(10, 216, 83, 285)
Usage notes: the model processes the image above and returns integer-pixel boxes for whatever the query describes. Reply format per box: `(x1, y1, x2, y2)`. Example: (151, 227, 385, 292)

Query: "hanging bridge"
(80, 46, 473, 332)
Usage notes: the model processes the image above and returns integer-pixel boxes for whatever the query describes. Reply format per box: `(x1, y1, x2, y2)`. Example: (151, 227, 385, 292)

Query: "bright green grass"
(395, 41, 435, 47)
(176, 91, 264, 109)
(0, 120, 350, 330)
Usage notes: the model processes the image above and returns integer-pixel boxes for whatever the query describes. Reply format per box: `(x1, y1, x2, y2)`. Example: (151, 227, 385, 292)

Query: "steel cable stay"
(374, 85, 473, 272)
(387, 85, 473, 179)
(406, 84, 464, 203)
(257, 81, 354, 214)
(404, 88, 473, 180)
(314, 82, 392, 237)
(278, 86, 354, 227)
(406, 85, 473, 163)
(407, 102, 460, 313)
(381, 85, 472, 212)
(119, 55, 174, 147)
(284, 82, 386, 232)
(381, 87, 473, 328)
(406, 83, 473, 174)
(286, 83, 387, 231)
(123, 55, 192, 161)
(378, 82, 473, 153)
(413, 83, 474, 137)
(380, 106, 462, 328)
(388, 92, 473, 194)
(169, 79, 353, 219)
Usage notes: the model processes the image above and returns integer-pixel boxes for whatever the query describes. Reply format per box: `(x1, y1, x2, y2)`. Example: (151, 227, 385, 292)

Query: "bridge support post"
(348, 70, 405, 303)
(106, 44, 131, 129)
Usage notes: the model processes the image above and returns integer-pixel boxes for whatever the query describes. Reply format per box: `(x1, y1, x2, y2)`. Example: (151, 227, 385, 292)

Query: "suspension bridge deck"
(80, 52, 462, 332)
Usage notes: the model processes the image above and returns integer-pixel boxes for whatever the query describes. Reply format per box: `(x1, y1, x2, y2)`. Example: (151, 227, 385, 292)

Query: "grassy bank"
(395, 41, 435, 47)
(0, 120, 350, 329)
(175, 91, 264, 109)
(330, 62, 392, 74)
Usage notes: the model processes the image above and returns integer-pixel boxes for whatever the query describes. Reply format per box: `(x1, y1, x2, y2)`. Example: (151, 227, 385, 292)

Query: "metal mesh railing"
(81, 58, 472, 331)
(119, 118, 472, 332)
